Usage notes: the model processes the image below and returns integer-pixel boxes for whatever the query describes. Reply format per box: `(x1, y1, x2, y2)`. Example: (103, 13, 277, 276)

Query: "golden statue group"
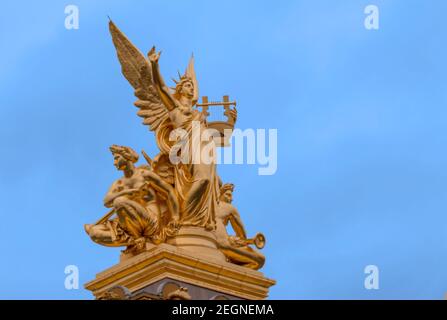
(84, 21, 266, 271)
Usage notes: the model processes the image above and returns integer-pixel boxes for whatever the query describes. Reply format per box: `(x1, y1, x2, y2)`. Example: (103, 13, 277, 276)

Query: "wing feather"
(109, 21, 169, 132)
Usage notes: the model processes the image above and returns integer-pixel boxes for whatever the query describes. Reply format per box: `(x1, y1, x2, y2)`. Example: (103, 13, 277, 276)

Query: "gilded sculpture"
(84, 21, 266, 270)
(215, 183, 265, 269)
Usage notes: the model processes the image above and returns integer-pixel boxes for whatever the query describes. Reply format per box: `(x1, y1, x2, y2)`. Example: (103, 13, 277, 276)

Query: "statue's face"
(180, 81, 194, 99)
(221, 190, 233, 203)
(113, 154, 127, 170)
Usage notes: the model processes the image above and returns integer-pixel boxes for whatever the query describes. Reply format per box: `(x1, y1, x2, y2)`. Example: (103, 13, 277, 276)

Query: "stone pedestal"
(84, 243, 275, 300)
(166, 226, 227, 262)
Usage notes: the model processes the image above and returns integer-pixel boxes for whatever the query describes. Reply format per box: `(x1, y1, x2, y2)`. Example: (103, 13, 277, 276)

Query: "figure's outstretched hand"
(148, 46, 161, 63)
(227, 107, 237, 124)
(165, 219, 181, 237)
(229, 236, 247, 247)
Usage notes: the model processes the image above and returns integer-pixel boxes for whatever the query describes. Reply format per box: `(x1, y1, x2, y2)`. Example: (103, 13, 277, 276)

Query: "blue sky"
(1, 0, 447, 299)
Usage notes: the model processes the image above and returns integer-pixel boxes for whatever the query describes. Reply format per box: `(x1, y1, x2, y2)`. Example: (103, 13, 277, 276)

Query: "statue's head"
(219, 183, 234, 203)
(110, 145, 139, 170)
(171, 55, 198, 105)
(173, 76, 194, 101)
(166, 287, 191, 300)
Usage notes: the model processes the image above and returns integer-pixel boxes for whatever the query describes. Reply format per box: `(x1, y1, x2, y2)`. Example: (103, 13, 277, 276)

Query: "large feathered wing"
(109, 20, 169, 132)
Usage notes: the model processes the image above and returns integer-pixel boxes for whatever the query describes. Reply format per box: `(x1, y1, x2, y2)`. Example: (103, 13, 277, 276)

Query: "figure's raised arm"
(148, 48, 177, 112)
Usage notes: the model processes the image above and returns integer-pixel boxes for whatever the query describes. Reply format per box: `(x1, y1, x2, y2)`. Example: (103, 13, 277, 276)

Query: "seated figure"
(84, 145, 179, 252)
(215, 183, 265, 270)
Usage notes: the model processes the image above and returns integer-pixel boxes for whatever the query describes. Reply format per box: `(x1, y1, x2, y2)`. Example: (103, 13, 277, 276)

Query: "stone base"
(84, 243, 275, 300)
(166, 226, 227, 262)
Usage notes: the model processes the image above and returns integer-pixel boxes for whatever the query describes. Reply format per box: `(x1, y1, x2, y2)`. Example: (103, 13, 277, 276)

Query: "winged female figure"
(108, 21, 234, 230)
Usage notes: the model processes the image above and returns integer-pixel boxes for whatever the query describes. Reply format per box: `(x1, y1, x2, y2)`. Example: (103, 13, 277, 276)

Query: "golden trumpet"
(246, 233, 266, 249)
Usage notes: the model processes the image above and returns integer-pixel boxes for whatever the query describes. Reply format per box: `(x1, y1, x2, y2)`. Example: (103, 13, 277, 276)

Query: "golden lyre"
(196, 95, 237, 147)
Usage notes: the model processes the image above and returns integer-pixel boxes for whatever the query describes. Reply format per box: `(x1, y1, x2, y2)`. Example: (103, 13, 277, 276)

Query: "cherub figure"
(84, 145, 179, 252)
(215, 183, 265, 270)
